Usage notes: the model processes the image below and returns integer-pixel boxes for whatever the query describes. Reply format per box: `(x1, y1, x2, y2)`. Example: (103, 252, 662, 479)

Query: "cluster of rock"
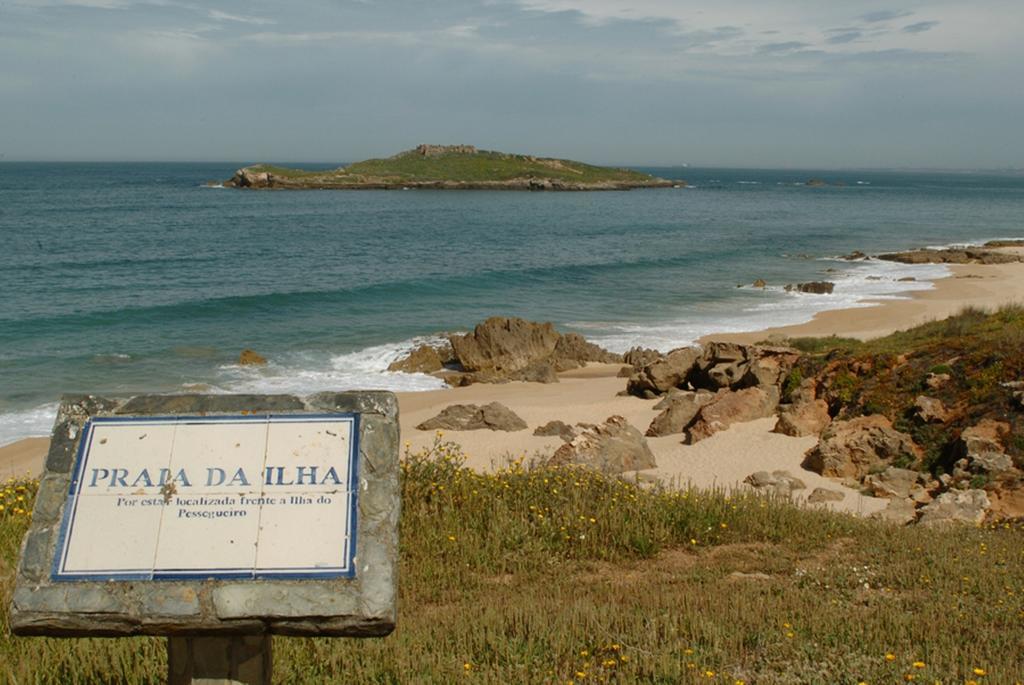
(415, 402, 527, 432)
(409, 144, 478, 157)
(878, 248, 1023, 265)
(748, 280, 835, 294)
(784, 281, 835, 295)
(414, 402, 659, 475)
(388, 317, 621, 385)
(621, 341, 799, 444)
(795, 408, 1022, 525)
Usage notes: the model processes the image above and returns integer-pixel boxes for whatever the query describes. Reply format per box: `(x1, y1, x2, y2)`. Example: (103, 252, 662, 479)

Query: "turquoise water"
(2, 162, 1023, 443)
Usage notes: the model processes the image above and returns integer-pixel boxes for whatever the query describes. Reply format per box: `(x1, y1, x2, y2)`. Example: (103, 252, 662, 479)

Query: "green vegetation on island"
(223, 144, 677, 191)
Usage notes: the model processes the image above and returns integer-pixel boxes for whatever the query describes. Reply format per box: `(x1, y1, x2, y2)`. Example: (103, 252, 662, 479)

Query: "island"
(222, 144, 678, 191)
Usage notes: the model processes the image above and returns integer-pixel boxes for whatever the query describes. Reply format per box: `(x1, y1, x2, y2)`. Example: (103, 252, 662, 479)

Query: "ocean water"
(1, 162, 1023, 445)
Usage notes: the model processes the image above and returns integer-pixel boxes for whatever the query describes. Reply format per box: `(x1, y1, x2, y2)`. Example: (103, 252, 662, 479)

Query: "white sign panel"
(53, 414, 360, 581)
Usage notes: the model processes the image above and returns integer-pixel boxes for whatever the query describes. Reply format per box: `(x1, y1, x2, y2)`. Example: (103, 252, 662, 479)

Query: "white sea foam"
(924, 236, 1024, 250)
(213, 336, 450, 397)
(0, 403, 59, 448)
(582, 260, 950, 353)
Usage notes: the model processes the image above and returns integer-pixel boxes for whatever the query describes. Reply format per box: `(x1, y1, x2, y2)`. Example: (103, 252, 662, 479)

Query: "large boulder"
(802, 415, 922, 479)
(774, 378, 831, 437)
(695, 341, 749, 390)
(693, 342, 799, 391)
(784, 281, 835, 295)
(742, 346, 800, 388)
(238, 349, 267, 366)
(956, 420, 1018, 477)
(687, 386, 781, 444)
(552, 333, 622, 370)
(416, 402, 527, 432)
(444, 317, 619, 384)
(744, 470, 806, 497)
(533, 420, 576, 440)
(646, 390, 715, 437)
(626, 347, 701, 398)
(387, 344, 447, 374)
(918, 489, 990, 526)
(548, 416, 656, 473)
(807, 487, 845, 504)
(622, 347, 662, 370)
(871, 498, 919, 525)
(863, 466, 934, 502)
(913, 395, 950, 424)
(449, 317, 560, 375)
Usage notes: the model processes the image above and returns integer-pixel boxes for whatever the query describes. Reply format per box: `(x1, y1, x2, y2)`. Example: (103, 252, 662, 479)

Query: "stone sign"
(10, 391, 399, 638)
(55, 414, 359, 581)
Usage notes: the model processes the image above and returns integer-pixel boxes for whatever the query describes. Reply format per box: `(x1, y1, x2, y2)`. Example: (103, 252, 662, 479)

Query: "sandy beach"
(3, 250, 1023, 517)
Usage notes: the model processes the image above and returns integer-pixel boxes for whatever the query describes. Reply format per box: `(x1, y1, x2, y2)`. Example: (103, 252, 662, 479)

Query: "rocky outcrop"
(624, 342, 799, 399)
(412, 144, 477, 157)
(744, 470, 806, 497)
(415, 402, 527, 432)
(238, 349, 267, 366)
(984, 239, 1024, 248)
(687, 386, 780, 443)
(387, 344, 452, 374)
(450, 317, 560, 375)
(878, 248, 1023, 265)
(863, 467, 935, 502)
(784, 281, 835, 295)
(871, 498, 919, 525)
(802, 415, 922, 479)
(552, 333, 622, 370)
(533, 420, 576, 440)
(622, 347, 661, 370)
(774, 378, 831, 437)
(626, 347, 702, 398)
(953, 420, 1019, 478)
(913, 395, 950, 424)
(438, 317, 619, 385)
(807, 487, 845, 504)
(693, 343, 800, 392)
(646, 390, 715, 437)
(918, 489, 991, 526)
(548, 416, 656, 473)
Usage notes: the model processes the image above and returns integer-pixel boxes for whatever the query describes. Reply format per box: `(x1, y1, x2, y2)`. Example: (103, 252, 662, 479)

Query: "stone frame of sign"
(9, 391, 399, 639)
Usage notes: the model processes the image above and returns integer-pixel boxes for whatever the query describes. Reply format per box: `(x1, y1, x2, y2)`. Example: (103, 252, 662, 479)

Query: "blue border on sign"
(51, 413, 361, 583)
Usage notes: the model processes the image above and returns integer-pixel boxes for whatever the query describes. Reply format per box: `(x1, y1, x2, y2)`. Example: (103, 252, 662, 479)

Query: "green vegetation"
(784, 305, 1024, 471)
(233, 146, 671, 189)
(344, 149, 656, 184)
(3, 444, 1023, 684)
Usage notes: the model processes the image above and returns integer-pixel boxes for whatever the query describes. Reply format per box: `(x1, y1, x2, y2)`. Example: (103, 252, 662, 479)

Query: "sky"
(1, 0, 1022, 168)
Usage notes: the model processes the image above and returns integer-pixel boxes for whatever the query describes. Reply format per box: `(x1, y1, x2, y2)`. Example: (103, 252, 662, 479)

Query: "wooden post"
(167, 635, 272, 685)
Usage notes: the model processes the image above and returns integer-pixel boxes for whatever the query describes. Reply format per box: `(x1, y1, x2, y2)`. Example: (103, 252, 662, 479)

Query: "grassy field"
(344, 150, 656, 184)
(2, 441, 1023, 684)
(244, 148, 664, 187)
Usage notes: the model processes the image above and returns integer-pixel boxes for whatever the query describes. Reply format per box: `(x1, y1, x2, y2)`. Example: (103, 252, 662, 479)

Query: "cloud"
(860, 10, 913, 24)
(903, 20, 939, 34)
(826, 31, 861, 45)
(208, 10, 275, 26)
(757, 41, 810, 54)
